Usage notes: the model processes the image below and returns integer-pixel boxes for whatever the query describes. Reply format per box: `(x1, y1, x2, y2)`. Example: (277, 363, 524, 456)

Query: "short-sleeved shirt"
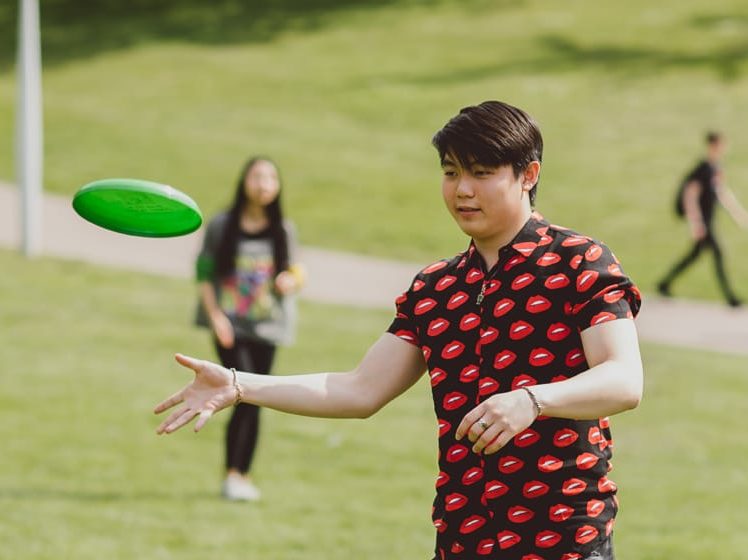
(195, 212, 297, 345)
(682, 160, 721, 226)
(387, 212, 641, 560)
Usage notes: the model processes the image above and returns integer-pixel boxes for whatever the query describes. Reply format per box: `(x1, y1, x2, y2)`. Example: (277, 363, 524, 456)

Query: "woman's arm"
(198, 281, 234, 348)
(275, 221, 305, 295)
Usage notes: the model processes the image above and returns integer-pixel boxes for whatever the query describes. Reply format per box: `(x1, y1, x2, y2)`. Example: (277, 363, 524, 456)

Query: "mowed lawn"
(1, 249, 747, 559)
(1, 0, 748, 301)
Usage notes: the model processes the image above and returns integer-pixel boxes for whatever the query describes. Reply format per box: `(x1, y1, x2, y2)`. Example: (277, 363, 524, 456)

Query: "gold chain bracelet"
(521, 386, 542, 418)
(230, 367, 244, 405)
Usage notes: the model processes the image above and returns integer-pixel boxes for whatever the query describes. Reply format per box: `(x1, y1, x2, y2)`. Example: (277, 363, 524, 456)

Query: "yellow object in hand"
(288, 264, 307, 289)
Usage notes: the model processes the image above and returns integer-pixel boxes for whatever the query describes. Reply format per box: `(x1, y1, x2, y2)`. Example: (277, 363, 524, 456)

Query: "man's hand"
(154, 354, 238, 434)
(455, 390, 537, 455)
(690, 220, 707, 241)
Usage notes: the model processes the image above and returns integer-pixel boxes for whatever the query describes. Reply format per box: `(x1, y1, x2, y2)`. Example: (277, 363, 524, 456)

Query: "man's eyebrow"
(441, 157, 457, 167)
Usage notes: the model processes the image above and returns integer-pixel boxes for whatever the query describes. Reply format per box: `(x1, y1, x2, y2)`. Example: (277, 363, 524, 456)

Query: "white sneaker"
(221, 475, 262, 502)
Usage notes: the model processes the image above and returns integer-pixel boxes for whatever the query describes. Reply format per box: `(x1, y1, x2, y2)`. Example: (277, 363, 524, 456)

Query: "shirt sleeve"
(195, 214, 225, 282)
(283, 220, 299, 266)
(686, 162, 710, 188)
(569, 241, 642, 331)
(386, 274, 423, 347)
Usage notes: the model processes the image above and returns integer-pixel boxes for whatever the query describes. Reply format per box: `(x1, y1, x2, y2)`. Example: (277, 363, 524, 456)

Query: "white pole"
(16, 0, 43, 257)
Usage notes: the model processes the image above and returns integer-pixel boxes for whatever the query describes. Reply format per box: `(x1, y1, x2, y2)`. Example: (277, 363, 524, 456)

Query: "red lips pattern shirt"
(387, 213, 641, 560)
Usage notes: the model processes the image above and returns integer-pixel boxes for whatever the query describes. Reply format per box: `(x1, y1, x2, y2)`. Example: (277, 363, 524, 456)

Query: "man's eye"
(443, 170, 457, 177)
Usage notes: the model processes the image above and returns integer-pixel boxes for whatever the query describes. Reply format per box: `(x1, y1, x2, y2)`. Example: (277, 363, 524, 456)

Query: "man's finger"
(472, 425, 501, 454)
(468, 420, 489, 444)
(175, 353, 202, 372)
(156, 406, 190, 434)
(482, 432, 512, 455)
(455, 406, 484, 440)
(153, 389, 184, 415)
(194, 409, 214, 432)
(163, 408, 198, 434)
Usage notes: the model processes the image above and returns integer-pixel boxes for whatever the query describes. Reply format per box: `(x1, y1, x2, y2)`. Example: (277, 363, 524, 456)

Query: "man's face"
(441, 156, 534, 245)
(709, 138, 727, 161)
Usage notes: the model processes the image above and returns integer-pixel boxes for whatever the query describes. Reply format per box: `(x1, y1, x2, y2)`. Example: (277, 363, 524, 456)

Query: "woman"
(195, 156, 302, 501)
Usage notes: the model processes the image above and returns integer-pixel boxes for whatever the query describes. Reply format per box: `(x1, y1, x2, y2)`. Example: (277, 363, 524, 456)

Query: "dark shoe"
(656, 282, 672, 297)
(727, 296, 743, 308)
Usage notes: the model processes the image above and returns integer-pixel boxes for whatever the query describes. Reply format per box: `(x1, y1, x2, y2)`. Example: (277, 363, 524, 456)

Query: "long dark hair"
(215, 157, 289, 278)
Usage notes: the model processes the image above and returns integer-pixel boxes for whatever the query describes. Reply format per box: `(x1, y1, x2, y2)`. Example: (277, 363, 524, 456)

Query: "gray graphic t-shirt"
(195, 212, 297, 345)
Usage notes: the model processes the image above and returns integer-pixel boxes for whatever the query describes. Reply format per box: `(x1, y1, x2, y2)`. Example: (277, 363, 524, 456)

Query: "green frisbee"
(72, 178, 203, 237)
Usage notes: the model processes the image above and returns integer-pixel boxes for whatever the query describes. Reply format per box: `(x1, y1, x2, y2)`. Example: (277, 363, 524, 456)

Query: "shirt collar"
(460, 210, 550, 269)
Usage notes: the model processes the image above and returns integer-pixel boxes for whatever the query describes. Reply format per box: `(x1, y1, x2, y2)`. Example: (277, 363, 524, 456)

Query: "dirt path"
(2, 182, 746, 356)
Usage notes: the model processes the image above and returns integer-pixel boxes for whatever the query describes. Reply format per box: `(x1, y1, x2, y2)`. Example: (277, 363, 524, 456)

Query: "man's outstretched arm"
(716, 184, 748, 228)
(154, 333, 426, 434)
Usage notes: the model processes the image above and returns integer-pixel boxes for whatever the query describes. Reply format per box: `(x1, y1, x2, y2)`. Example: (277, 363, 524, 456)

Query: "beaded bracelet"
(521, 386, 542, 418)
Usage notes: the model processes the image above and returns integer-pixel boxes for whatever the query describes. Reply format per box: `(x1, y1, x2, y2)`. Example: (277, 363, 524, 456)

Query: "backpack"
(675, 161, 711, 218)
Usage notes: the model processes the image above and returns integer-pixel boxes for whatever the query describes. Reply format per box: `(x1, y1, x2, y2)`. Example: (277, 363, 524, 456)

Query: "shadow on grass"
(360, 32, 748, 86)
(689, 12, 748, 29)
(0, 0, 506, 71)
(2, 3, 744, 80)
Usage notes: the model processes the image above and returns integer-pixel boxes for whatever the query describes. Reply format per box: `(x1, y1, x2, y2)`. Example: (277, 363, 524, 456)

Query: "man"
(657, 132, 748, 307)
(155, 101, 643, 560)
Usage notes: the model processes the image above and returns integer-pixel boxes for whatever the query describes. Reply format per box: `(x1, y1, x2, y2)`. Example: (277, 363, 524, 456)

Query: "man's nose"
(456, 177, 474, 197)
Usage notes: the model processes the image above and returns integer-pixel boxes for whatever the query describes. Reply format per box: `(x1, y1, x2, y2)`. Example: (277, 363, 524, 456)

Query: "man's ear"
(522, 161, 541, 192)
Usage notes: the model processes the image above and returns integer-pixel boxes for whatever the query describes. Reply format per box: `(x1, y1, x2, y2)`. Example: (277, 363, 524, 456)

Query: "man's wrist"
(521, 386, 543, 418)
(230, 367, 244, 405)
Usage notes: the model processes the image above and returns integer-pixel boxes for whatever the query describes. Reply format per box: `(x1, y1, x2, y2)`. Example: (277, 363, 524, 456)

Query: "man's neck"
(473, 207, 533, 270)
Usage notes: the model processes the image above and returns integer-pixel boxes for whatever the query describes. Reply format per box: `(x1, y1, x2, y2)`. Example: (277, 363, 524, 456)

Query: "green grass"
(1, 249, 748, 558)
(2, 1, 748, 301)
(0, 249, 435, 559)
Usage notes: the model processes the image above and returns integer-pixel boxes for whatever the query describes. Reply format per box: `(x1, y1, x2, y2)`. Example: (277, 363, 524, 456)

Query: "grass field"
(1, 249, 747, 559)
(2, 1, 748, 301)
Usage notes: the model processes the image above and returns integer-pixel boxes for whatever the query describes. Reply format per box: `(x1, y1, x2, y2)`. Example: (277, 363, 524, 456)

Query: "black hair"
(706, 131, 722, 145)
(432, 100, 543, 205)
(215, 157, 289, 278)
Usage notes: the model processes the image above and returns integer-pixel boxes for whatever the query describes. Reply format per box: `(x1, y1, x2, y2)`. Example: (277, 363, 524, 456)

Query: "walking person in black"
(657, 132, 748, 307)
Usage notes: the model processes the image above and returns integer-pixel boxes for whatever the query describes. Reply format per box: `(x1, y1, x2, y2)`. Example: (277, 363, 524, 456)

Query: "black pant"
(659, 230, 738, 303)
(214, 338, 276, 474)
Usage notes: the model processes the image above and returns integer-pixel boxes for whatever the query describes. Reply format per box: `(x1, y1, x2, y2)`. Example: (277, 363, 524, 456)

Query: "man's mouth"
(457, 206, 480, 214)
